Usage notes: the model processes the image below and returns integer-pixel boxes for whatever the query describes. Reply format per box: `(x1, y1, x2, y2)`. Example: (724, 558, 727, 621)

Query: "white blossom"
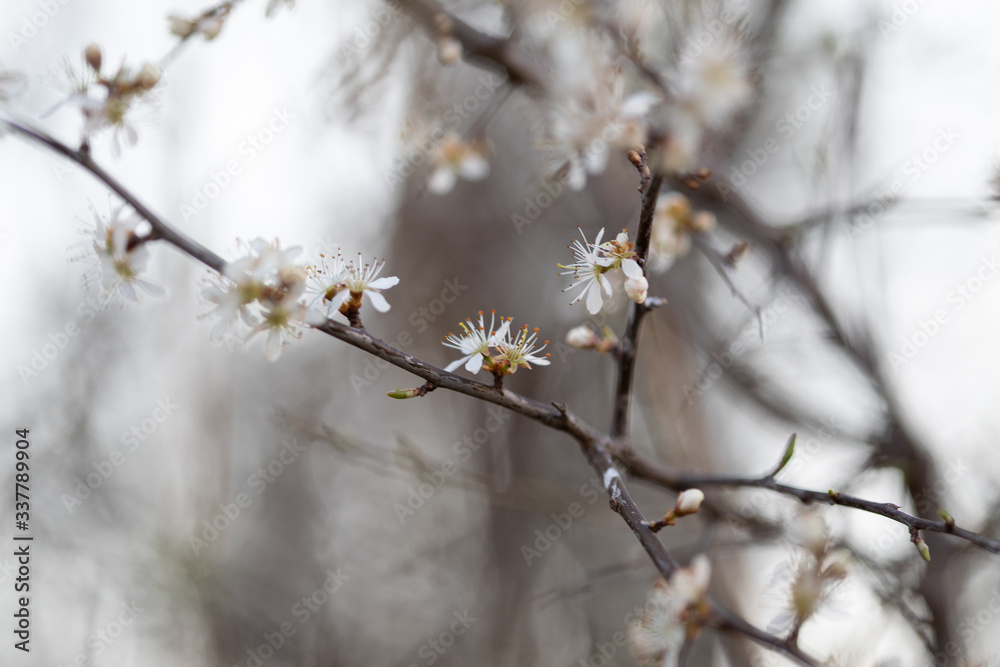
(493, 324, 551, 373)
(559, 227, 614, 314)
(629, 556, 712, 667)
(308, 252, 398, 320)
(83, 204, 164, 305)
(427, 133, 489, 195)
(442, 311, 509, 373)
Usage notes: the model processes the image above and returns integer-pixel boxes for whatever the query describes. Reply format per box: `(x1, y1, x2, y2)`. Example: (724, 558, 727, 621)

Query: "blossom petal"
(428, 167, 457, 195)
(445, 355, 471, 373)
(368, 276, 399, 290)
(366, 290, 391, 312)
(586, 283, 603, 314)
(621, 258, 643, 279)
(465, 354, 485, 374)
(598, 273, 613, 296)
(459, 154, 489, 181)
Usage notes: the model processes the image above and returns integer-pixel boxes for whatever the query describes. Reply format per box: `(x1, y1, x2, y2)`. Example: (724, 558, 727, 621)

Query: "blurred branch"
(396, 0, 547, 88)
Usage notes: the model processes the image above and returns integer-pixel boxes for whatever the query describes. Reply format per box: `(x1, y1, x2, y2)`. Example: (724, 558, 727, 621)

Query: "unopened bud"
(135, 63, 161, 90)
(674, 489, 704, 516)
(387, 388, 421, 399)
(624, 275, 648, 304)
(437, 37, 462, 66)
(690, 210, 717, 232)
(84, 43, 102, 72)
(913, 535, 931, 562)
(199, 16, 226, 40)
(566, 325, 599, 350)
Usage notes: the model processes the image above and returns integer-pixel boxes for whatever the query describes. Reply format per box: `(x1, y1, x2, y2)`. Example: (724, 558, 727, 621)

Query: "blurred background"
(2, 0, 1000, 665)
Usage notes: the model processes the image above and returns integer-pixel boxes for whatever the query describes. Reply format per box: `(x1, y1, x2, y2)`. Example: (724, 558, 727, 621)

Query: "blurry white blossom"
(201, 238, 308, 359)
(649, 194, 693, 273)
(427, 133, 490, 195)
(541, 66, 659, 191)
(168, 9, 229, 40)
(657, 25, 753, 173)
(83, 204, 164, 305)
(50, 45, 161, 155)
(629, 556, 712, 667)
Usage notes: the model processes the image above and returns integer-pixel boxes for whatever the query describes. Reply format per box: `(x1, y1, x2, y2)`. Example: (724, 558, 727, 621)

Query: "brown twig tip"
(627, 145, 652, 192)
(722, 242, 753, 268)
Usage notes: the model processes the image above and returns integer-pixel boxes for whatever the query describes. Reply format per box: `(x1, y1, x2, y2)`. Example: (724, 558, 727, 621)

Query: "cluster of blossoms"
(201, 241, 398, 361)
(560, 227, 648, 314)
(540, 68, 659, 191)
(55, 44, 161, 155)
(629, 555, 713, 666)
(81, 204, 165, 306)
(442, 311, 550, 377)
(647, 192, 717, 273)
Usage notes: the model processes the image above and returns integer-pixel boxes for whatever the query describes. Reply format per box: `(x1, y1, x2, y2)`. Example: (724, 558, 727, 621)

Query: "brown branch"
(396, 0, 547, 88)
(617, 447, 1000, 556)
(610, 172, 664, 439)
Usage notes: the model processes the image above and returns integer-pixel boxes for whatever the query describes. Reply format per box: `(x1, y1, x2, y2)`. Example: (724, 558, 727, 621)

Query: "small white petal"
(368, 276, 399, 290)
(621, 258, 643, 279)
(586, 283, 603, 314)
(465, 354, 484, 374)
(428, 167, 457, 194)
(366, 290, 391, 312)
(598, 273, 613, 296)
(459, 154, 489, 181)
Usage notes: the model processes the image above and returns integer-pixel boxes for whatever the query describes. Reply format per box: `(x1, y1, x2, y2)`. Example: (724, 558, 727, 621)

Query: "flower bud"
(690, 210, 717, 232)
(135, 63, 161, 90)
(387, 388, 421, 399)
(437, 37, 462, 66)
(566, 325, 599, 350)
(674, 489, 704, 516)
(624, 275, 648, 304)
(168, 14, 197, 38)
(84, 43, 102, 72)
(199, 16, 226, 40)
